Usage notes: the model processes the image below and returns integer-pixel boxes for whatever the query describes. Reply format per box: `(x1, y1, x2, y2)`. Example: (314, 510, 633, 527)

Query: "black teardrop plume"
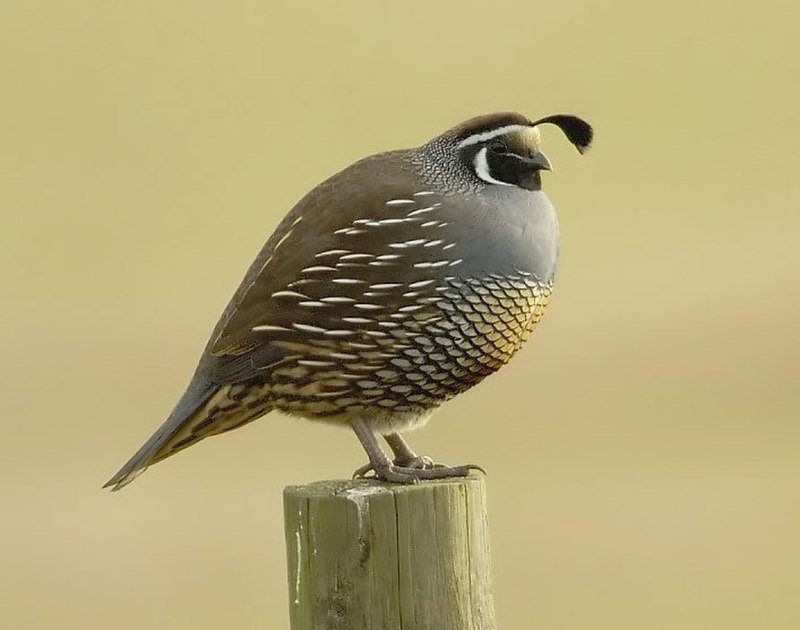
(529, 114, 593, 154)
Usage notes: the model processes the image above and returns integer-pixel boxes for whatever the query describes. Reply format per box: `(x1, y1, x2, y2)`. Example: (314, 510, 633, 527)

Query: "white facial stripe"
(457, 124, 529, 148)
(473, 147, 513, 186)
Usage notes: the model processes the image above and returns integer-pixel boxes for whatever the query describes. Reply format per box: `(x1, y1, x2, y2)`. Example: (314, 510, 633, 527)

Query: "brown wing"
(196, 150, 463, 384)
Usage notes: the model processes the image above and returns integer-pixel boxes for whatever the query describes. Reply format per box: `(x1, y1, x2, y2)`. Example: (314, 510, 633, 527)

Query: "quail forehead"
(503, 127, 542, 154)
(457, 125, 541, 151)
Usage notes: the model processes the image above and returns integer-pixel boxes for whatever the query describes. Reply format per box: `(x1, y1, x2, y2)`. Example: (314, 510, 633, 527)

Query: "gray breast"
(445, 186, 559, 284)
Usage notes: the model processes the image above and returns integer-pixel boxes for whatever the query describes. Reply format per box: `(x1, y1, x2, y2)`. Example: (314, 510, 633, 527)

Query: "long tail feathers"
(103, 384, 269, 491)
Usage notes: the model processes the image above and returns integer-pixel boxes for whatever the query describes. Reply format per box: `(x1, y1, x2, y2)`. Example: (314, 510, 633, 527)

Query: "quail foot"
(105, 112, 592, 490)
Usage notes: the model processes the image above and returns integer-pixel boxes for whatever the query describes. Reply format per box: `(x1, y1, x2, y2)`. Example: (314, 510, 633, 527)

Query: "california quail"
(105, 112, 592, 490)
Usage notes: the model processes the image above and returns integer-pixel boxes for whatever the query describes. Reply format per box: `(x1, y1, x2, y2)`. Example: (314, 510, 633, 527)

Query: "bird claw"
(397, 454, 440, 470)
(352, 462, 377, 479)
(352, 459, 486, 484)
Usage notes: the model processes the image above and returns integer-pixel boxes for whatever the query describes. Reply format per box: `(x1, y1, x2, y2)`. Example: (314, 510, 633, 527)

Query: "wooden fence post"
(283, 473, 496, 629)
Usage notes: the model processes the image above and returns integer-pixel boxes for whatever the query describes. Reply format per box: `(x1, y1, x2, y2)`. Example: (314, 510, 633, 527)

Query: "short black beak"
(524, 149, 552, 171)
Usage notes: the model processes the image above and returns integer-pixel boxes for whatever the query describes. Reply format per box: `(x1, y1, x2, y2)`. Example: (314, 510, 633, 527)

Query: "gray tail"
(103, 383, 220, 491)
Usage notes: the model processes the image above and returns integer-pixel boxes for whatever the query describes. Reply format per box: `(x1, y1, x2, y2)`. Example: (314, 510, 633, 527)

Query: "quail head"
(105, 112, 592, 490)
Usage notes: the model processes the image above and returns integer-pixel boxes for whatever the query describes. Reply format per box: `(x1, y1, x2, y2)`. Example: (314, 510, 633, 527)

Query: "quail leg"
(351, 419, 484, 483)
(384, 432, 443, 470)
(350, 432, 439, 478)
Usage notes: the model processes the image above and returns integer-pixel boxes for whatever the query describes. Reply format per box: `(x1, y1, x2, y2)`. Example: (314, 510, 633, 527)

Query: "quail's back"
(105, 112, 592, 489)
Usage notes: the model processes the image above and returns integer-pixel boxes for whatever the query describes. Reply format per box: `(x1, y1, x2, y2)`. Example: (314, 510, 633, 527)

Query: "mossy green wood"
(283, 474, 496, 630)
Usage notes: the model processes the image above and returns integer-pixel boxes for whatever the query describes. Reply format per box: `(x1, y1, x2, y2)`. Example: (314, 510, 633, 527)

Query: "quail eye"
(488, 140, 507, 154)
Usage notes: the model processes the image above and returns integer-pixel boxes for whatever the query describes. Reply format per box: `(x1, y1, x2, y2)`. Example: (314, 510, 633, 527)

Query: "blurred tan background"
(1, 1, 798, 628)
